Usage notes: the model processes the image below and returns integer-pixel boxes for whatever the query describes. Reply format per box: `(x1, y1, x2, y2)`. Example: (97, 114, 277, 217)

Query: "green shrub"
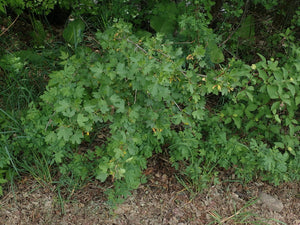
(1, 0, 299, 202)
(11, 21, 298, 203)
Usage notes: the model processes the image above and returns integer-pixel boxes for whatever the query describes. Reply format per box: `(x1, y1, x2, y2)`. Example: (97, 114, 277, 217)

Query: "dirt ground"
(0, 156, 299, 225)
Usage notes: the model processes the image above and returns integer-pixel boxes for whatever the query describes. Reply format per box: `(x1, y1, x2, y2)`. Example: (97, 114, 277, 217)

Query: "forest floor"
(0, 155, 299, 225)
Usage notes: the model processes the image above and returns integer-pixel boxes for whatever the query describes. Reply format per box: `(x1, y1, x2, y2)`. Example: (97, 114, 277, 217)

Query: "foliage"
(0, 108, 22, 196)
(0, 48, 62, 110)
(0, 0, 299, 204)
(0, 0, 79, 15)
(0, 0, 155, 20)
(0, 45, 65, 195)
(3, 19, 296, 202)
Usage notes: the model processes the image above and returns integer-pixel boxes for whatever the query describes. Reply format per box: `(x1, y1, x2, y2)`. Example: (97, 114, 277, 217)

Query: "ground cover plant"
(0, 0, 299, 209)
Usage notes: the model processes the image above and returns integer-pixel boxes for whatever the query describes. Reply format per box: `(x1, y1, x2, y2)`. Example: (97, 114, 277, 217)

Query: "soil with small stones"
(0, 156, 299, 225)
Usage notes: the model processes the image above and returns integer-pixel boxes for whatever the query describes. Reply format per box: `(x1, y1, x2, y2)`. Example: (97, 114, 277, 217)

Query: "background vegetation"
(0, 0, 299, 204)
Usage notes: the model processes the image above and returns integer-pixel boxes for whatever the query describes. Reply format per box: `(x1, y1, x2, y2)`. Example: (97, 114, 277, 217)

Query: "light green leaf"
(293, 62, 300, 72)
(289, 124, 295, 136)
(274, 142, 284, 149)
(234, 109, 243, 117)
(194, 46, 206, 60)
(295, 96, 300, 106)
(287, 146, 296, 156)
(74, 86, 85, 98)
(114, 148, 123, 159)
(90, 62, 104, 79)
(258, 69, 268, 81)
(84, 103, 96, 114)
(60, 51, 69, 60)
(286, 83, 295, 96)
(233, 117, 241, 129)
(54, 151, 64, 164)
(129, 107, 140, 123)
(70, 130, 83, 144)
(224, 117, 231, 124)
(246, 91, 253, 101)
(162, 62, 173, 73)
(62, 108, 75, 118)
(271, 101, 280, 114)
(57, 127, 73, 141)
(274, 114, 281, 123)
(257, 53, 266, 63)
(45, 131, 57, 144)
(98, 99, 109, 113)
(110, 94, 125, 113)
(273, 71, 283, 81)
(56, 100, 70, 113)
(96, 172, 108, 182)
(282, 98, 291, 106)
(0, 178, 7, 185)
(116, 63, 126, 78)
(77, 113, 89, 127)
(267, 85, 278, 99)
(192, 110, 204, 120)
(128, 145, 138, 155)
(281, 67, 288, 79)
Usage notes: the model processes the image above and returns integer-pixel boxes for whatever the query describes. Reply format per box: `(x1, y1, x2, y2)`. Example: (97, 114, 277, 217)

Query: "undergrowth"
(0, 0, 299, 206)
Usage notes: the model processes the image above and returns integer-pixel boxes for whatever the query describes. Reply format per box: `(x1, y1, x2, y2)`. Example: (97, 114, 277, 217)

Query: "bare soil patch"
(0, 157, 299, 225)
